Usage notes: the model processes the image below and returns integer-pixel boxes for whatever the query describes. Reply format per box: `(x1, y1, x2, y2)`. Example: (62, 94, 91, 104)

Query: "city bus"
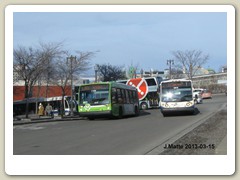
(78, 82, 139, 120)
(139, 77, 162, 110)
(159, 79, 195, 116)
(13, 96, 71, 117)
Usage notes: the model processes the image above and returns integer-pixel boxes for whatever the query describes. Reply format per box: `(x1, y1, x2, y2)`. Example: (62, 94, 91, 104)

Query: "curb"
(146, 103, 227, 155)
(13, 116, 85, 125)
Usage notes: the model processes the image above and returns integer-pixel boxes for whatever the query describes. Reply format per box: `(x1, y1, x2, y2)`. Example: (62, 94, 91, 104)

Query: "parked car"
(202, 89, 212, 99)
(193, 89, 203, 104)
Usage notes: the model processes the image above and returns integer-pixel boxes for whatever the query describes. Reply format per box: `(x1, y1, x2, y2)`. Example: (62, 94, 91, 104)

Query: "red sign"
(127, 78, 148, 100)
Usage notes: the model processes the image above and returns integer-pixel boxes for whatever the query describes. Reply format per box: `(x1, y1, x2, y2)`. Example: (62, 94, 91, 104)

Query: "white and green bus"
(160, 79, 195, 116)
(78, 82, 140, 120)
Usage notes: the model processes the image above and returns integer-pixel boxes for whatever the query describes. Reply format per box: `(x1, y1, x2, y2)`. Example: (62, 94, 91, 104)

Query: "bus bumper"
(160, 107, 196, 115)
(79, 110, 112, 118)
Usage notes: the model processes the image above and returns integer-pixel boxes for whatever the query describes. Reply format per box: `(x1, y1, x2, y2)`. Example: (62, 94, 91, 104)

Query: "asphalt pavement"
(13, 109, 227, 155)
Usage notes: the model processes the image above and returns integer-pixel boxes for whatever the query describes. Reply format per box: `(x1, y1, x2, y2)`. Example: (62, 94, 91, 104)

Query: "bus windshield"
(161, 87, 193, 102)
(79, 85, 109, 105)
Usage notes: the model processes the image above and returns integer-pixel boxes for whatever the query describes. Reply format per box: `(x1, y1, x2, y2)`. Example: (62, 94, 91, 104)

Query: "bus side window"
(125, 89, 129, 104)
(121, 89, 126, 103)
(111, 88, 117, 104)
(117, 89, 123, 103)
(129, 90, 133, 104)
(132, 91, 135, 103)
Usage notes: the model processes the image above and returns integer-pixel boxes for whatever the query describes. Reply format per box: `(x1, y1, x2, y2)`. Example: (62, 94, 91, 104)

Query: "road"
(13, 94, 227, 155)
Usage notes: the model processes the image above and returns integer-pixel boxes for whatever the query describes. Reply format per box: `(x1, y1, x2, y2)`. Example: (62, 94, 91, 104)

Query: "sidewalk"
(215, 136, 227, 155)
(13, 114, 84, 125)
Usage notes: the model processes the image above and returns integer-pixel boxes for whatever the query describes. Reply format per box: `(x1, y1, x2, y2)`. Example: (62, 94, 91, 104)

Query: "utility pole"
(140, 69, 144, 78)
(94, 64, 99, 82)
(167, 59, 174, 79)
(67, 55, 76, 117)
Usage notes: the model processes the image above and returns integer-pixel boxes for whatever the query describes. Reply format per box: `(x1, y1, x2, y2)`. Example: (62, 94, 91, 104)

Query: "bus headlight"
(161, 103, 169, 108)
(105, 104, 110, 110)
(79, 106, 83, 112)
(186, 102, 193, 107)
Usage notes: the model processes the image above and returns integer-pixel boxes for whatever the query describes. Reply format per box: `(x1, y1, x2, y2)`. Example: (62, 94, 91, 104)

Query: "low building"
(13, 76, 94, 101)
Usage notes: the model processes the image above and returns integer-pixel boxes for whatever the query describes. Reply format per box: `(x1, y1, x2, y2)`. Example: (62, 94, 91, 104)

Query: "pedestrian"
(38, 103, 44, 116)
(45, 103, 53, 117)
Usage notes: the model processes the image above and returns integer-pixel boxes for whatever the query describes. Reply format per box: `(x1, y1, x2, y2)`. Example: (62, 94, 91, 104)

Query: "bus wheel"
(140, 102, 148, 110)
(88, 117, 95, 120)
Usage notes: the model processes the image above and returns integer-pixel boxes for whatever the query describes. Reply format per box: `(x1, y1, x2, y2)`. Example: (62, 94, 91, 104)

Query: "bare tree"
(14, 46, 45, 118)
(38, 41, 65, 98)
(50, 51, 94, 118)
(13, 42, 64, 118)
(171, 68, 185, 79)
(97, 63, 126, 82)
(14, 41, 94, 118)
(172, 50, 209, 80)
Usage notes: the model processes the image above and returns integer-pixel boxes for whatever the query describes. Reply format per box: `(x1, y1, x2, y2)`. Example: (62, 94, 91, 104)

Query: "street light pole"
(167, 59, 174, 79)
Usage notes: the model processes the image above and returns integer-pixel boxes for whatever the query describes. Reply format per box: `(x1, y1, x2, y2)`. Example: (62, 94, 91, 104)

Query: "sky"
(13, 11, 227, 75)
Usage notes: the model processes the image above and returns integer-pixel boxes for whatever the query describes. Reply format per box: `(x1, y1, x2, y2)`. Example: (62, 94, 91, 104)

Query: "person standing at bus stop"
(45, 103, 53, 117)
(38, 103, 44, 117)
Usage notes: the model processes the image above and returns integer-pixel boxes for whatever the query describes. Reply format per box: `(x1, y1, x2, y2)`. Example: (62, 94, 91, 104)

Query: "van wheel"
(140, 102, 148, 110)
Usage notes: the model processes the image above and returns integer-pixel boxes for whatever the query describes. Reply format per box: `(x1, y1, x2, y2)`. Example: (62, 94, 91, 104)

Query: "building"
(13, 76, 94, 101)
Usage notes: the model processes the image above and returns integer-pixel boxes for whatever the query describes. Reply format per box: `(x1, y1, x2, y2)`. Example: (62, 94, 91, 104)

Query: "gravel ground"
(160, 107, 227, 155)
